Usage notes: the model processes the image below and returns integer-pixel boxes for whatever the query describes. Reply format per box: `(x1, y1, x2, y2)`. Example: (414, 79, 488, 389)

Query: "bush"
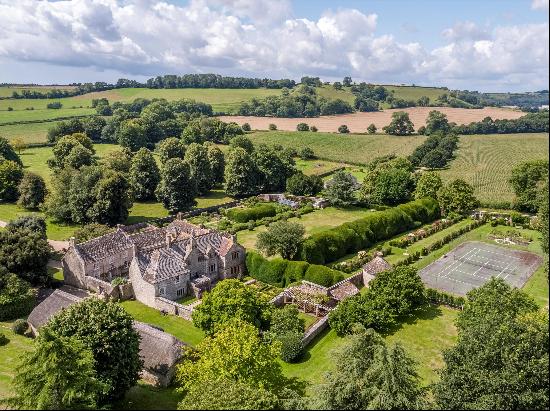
(298, 147, 315, 159)
(278, 332, 304, 362)
(268, 123, 277, 131)
(296, 123, 309, 132)
(242, 123, 251, 132)
(310, 126, 318, 132)
(304, 264, 345, 287)
(338, 125, 350, 134)
(111, 277, 127, 286)
(46, 102, 62, 109)
(0, 332, 8, 346)
(226, 204, 277, 223)
(0, 272, 36, 321)
(283, 260, 309, 285)
(12, 319, 28, 335)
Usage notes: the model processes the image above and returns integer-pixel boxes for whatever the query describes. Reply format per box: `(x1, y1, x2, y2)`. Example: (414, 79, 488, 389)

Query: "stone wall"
(270, 291, 286, 307)
(155, 297, 194, 321)
(302, 315, 329, 347)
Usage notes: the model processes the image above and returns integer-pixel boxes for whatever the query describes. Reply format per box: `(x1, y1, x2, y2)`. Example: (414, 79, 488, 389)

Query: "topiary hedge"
(246, 251, 345, 288)
(226, 204, 277, 223)
(301, 198, 440, 264)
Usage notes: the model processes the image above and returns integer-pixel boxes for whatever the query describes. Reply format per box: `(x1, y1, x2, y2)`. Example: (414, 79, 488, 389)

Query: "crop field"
(248, 130, 425, 165)
(439, 133, 549, 204)
(220, 107, 523, 133)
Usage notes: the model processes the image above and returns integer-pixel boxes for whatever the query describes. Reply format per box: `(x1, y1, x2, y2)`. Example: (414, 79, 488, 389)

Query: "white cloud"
(531, 0, 549, 10)
(0, 1, 547, 91)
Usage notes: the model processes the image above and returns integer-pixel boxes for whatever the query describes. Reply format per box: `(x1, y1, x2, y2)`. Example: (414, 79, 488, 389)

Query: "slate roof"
(329, 281, 360, 301)
(27, 289, 83, 330)
(142, 248, 190, 284)
(362, 256, 392, 276)
(134, 321, 185, 377)
(75, 230, 134, 264)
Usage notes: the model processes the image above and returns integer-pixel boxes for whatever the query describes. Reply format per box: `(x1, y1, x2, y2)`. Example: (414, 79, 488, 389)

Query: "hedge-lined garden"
(301, 198, 440, 264)
(226, 203, 277, 223)
(246, 251, 345, 288)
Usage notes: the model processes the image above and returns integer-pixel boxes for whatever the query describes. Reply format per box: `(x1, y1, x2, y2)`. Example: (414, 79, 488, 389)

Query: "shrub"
(304, 264, 345, 287)
(338, 125, 350, 134)
(46, 102, 62, 109)
(0, 332, 8, 346)
(268, 123, 277, 131)
(296, 123, 309, 132)
(278, 332, 304, 362)
(0, 272, 36, 321)
(242, 123, 251, 132)
(310, 126, 318, 132)
(283, 260, 309, 286)
(111, 277, 127, 286)
(226, 204, 277, 223)
(12, 319, 28, 335)
(298, 147, 315, 159)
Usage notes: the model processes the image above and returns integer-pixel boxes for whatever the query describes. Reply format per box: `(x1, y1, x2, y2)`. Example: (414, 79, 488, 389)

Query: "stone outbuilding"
(362, 256, 392, 286)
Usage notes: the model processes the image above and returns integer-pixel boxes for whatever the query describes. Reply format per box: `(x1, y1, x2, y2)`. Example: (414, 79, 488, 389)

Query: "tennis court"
(420, 241, 542, 296)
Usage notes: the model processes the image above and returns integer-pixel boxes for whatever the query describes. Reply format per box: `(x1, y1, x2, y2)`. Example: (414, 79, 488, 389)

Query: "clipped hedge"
(226, 204, 277, 223)
(301, 198, 440, 264)
(246, 251, 345, 288)
(425, 288, 465, 309)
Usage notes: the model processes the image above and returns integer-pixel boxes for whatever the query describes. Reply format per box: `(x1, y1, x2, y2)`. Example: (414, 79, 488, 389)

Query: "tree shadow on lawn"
(380, 303, 444, 338)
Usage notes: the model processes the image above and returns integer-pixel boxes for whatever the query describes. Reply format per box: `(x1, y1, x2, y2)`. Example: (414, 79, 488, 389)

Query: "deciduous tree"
(184, 143, 212, 195)
(414, 171, 443, 200)
(437, 179, 478, 215)
(129, 148, 160, 201)
(382, 111, 415, 135)
(155, 158, 197, 212)
(257, 221, 305, 260)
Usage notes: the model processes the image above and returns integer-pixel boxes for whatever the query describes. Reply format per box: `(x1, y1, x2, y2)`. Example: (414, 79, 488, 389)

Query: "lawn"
(237, 206, 371, 250)
(281, 304, 459, 388)
(295, 158, 345, 176)
(299, 312, 319, 330)
(119, 300, 204, 347)
(0, 321, 35, 400)
(0, 120, 61, 144)
(248, 130, 425, 165)
(440, 133, 549, 205)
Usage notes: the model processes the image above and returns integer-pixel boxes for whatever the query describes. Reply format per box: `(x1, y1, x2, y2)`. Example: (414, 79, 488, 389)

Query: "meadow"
(439, 133, 549, 204)
(0, 107, 94, 125)
(248, 130, 425, 165)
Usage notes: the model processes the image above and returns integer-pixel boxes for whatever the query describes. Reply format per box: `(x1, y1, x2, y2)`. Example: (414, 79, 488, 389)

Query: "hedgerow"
(301, 198, 440, 264)
(226, 204, 277, 223)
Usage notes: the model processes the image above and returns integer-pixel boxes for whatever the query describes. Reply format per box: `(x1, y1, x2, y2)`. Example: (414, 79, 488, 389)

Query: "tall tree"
(382, 111, 415, 135)
(256, 220, 305, 260)
(509, 160, 549, 212)
(313, 326, 425, 410)
(102, 147, 133, 173)
(155, 158, 197, 212)
(89, 171, 133, 225)
(425, 110, 451, 135)
(5, 327, 106, 410)
(157, 137, 186, 163)
(129, 148, 160, 201)
(414, 171, 443, 200)
(324, 170, 357, 206)
(192, 279, 271, 335)
(117, 120, 148, 152)
(0, 136, 22, 166)
(46, 299, 142, 403)
(207, 145, 225, 186)
(537, 180, 549, 258)
(254, 144, 293, 192)
(184, 143, 212, 195)
(434, 279, 549, 410)
(0, 160, 23, 202)
(437, 179, 478, 216)
(224, 147, 260, 198)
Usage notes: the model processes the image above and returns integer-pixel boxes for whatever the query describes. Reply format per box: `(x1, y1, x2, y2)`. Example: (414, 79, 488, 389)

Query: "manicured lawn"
(299, 312, 319, 330)
(176, 296, 197, 306)
(115, 382, 181, 410)
(194, 189, 233, 208)
(127, 202, 170, 225)
(248, 130, 425, 165)
(295, 158, 345, 176)
(0, 203, 78, 241)
(237, 206, 371, 250)
(119, 300, 204, 347)
(0, 321, 34, 400)
(440, 133, 549, 204)
(281, 304, 459, 389)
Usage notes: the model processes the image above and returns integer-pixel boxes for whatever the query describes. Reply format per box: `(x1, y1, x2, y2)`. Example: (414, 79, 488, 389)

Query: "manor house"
(62, 218, 245, 307)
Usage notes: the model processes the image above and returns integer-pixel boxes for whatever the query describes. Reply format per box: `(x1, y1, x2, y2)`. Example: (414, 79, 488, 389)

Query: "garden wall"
(302, 315, 330, 347)
(155, 297, 193, 321)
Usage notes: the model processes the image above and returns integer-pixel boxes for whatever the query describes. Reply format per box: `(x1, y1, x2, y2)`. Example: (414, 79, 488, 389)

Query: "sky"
(0, 0, 548, 92)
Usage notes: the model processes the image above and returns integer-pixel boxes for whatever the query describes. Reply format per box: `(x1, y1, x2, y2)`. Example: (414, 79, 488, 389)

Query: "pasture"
(384, 85, 448, 102)
(247, 130, 425, 165)
(439, 133, 549, 204)
(0, 85, 77, 97)
(0, 107, 94, 125)
(0, 121, 60, 144)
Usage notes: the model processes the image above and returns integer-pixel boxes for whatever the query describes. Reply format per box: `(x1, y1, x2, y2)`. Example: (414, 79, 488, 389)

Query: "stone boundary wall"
(84, 277, 134, 301)
(270, 291, 286, 307)
(302, 315, 329, 347)
(328, 271, 364, 290)
(151, 201, 241, 225)
(155, 297, 194, 321)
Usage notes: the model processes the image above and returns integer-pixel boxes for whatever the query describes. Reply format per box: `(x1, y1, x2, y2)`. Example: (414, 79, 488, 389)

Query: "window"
(232, 251, 239, 260)
(176, 288, 184, 297)
(230, 266, 240, 275)
(210, 264, 216, 272)
(159, 287, 165, 296)
(175, 275, 180, 284)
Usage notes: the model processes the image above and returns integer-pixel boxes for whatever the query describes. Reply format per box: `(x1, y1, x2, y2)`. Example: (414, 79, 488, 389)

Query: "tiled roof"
(142, 248, 189, 284)
(362, 256, 392, 275)
(75, 230, 133, 264)
(27, 289, 83, 330)
(329, 281, 360, 301)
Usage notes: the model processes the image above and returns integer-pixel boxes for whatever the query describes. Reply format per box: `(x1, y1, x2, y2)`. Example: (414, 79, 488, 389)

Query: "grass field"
(0, 107, 94, 125)
(237, 206, 371, 250)
(0, 120, 61, 144)
(281, 304, 459, 388)
(0, 85, 77, 97)
(440, 133, 549, 204)
(248, 131, 425, 165)
(384, 85, 448, 102)
(295, 158, 345, 176)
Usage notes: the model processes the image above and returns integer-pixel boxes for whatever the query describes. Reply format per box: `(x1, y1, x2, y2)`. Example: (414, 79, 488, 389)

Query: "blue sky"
(0, 0, 548, 91)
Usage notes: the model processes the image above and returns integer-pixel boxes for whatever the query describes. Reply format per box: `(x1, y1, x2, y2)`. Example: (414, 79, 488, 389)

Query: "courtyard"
(419, 241, 543, 296)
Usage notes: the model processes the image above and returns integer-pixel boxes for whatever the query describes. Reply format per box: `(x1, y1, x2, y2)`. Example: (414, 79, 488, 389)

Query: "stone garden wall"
(155, 297, 194, 321)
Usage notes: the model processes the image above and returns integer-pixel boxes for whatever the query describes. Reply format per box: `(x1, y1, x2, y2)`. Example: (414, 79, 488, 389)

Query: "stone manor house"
(62, 217, 246, 308)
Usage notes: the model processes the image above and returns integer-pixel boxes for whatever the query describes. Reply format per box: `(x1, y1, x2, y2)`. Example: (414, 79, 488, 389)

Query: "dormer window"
(159, 287, 165, 296)
(175, 275, 180, 284)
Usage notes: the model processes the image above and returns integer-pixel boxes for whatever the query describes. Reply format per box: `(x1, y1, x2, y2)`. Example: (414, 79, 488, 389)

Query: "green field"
(384, 85, 448, 102)
(0, 85, 77, 98)
(0, 121, 61, 144)
(249, 131, 425, 165)
(0, 107, 94, 125)
(440, 133, 549, 204)
(295, 158, 345, 176)
(237, 206, 371, 250)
